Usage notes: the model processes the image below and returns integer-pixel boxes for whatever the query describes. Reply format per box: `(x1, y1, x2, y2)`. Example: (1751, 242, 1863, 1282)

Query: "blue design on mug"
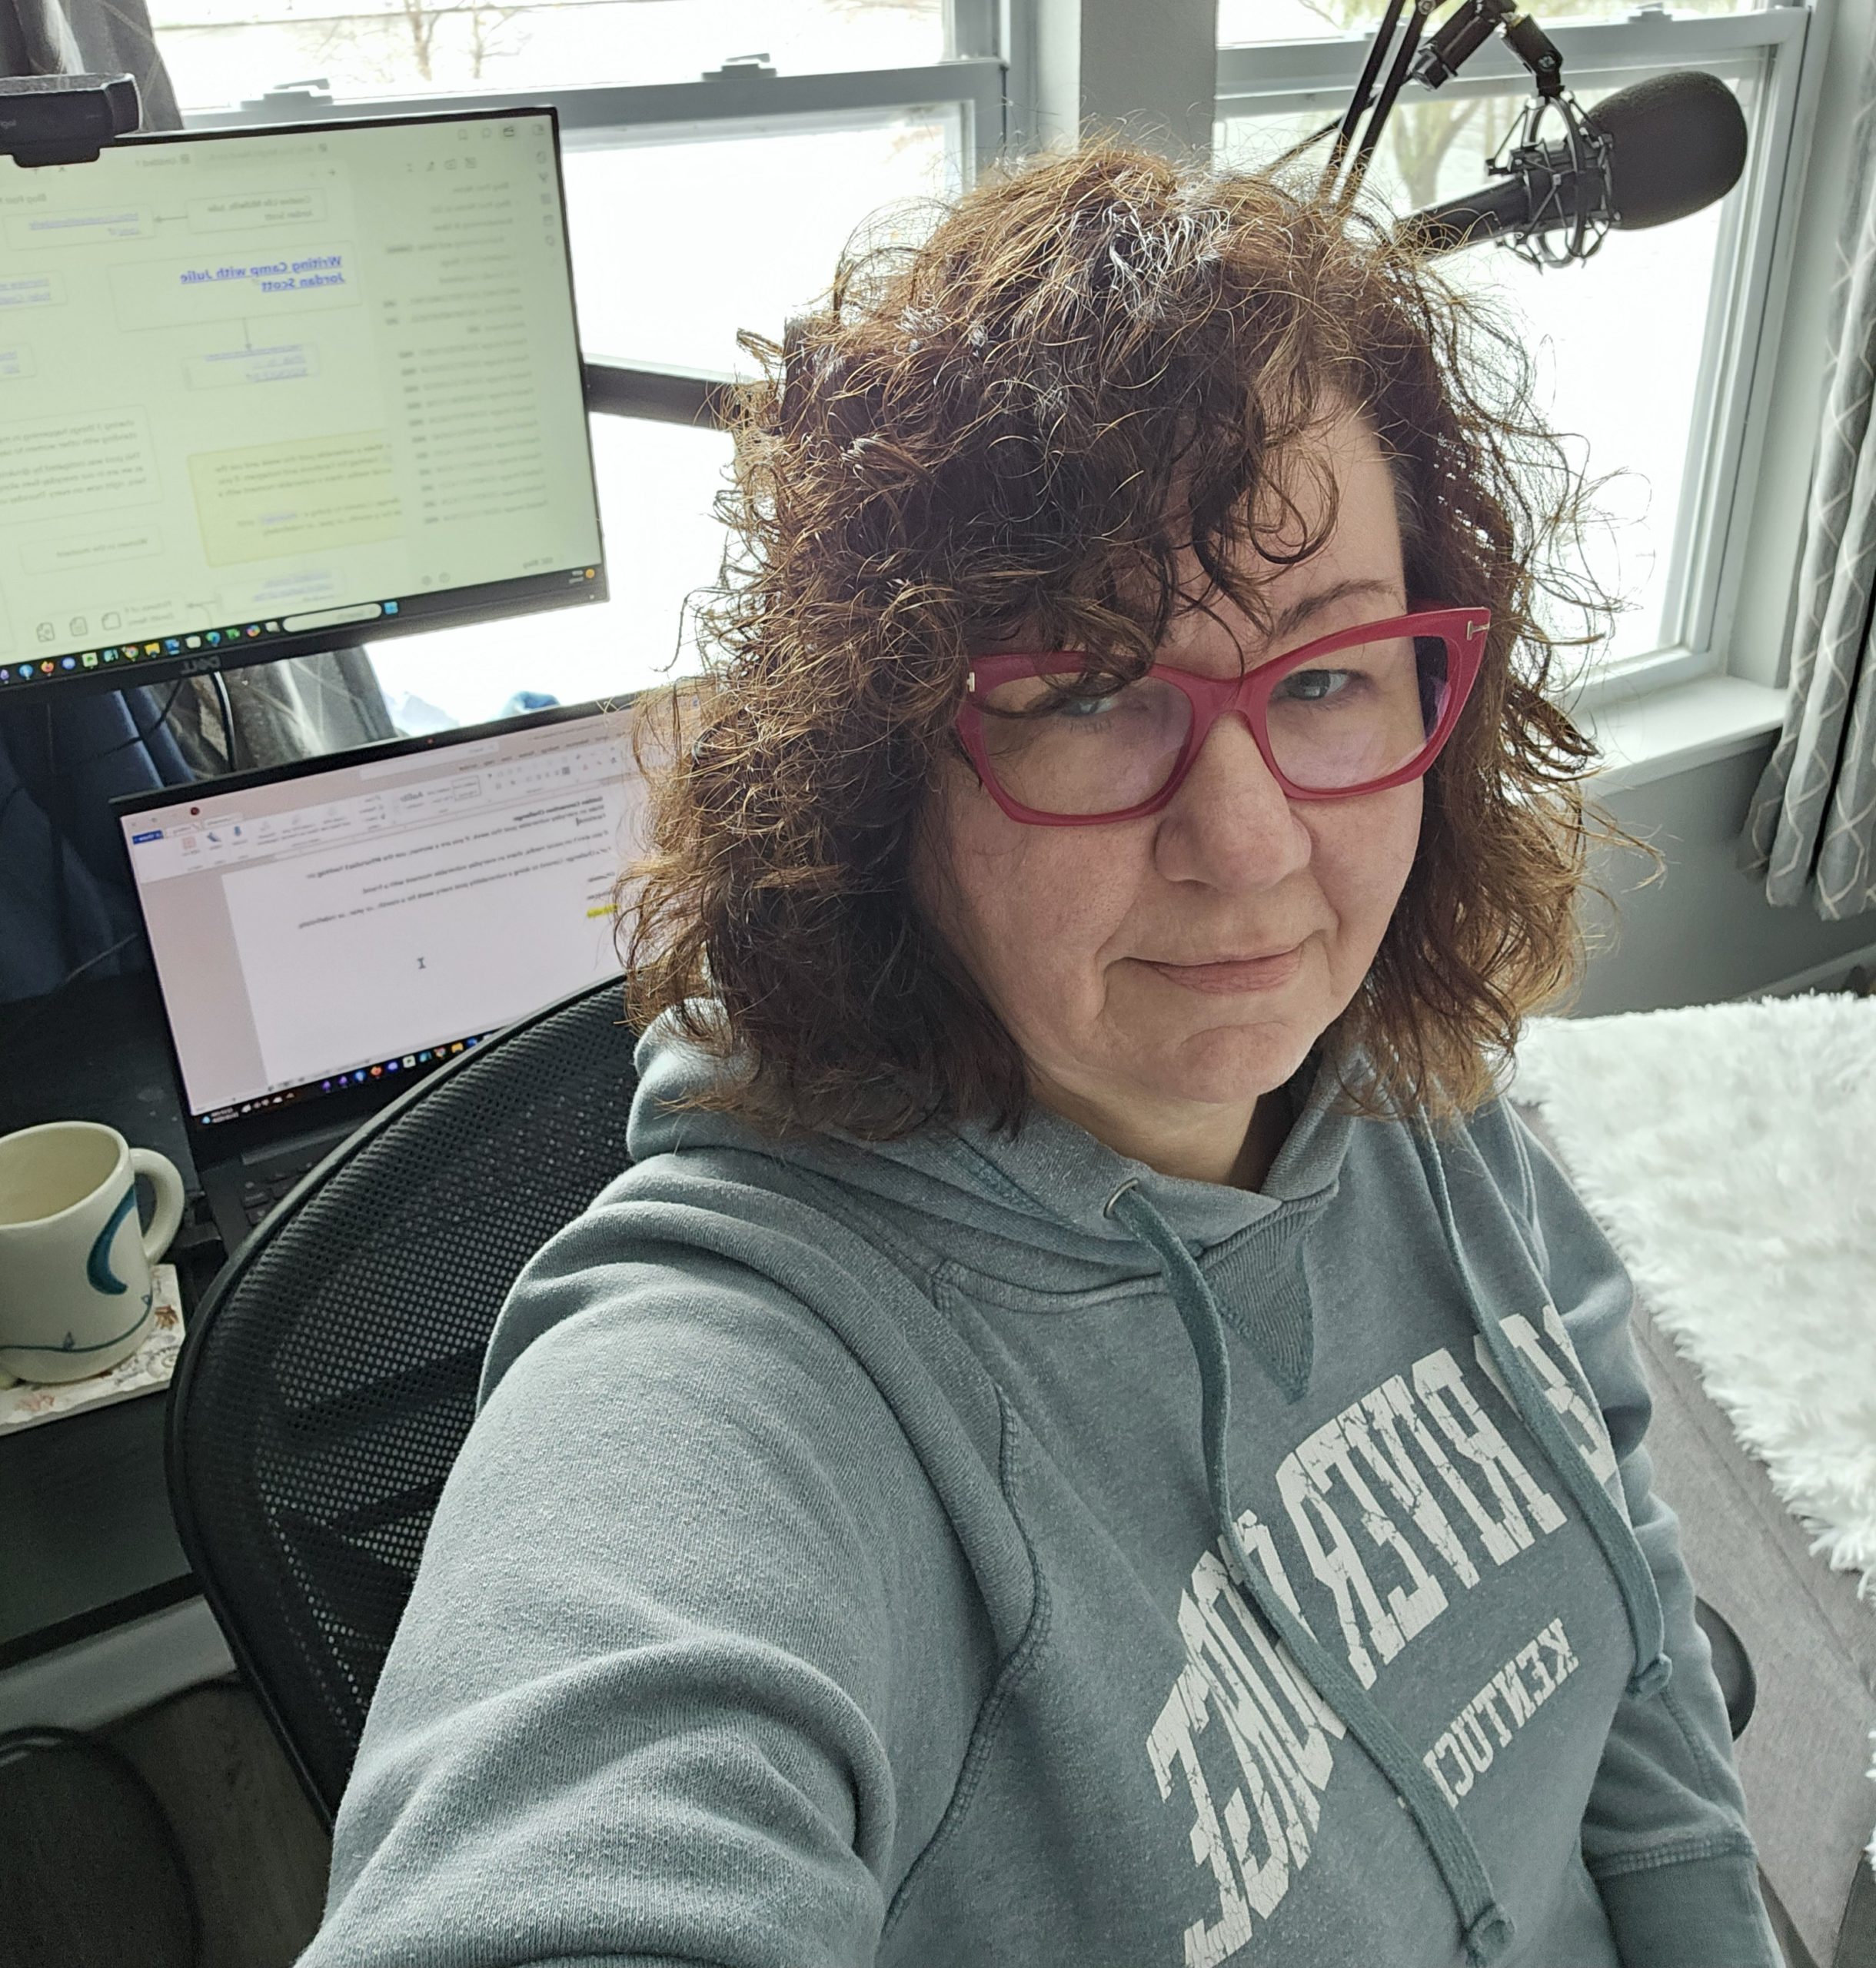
(85, 1187, 138, 1297)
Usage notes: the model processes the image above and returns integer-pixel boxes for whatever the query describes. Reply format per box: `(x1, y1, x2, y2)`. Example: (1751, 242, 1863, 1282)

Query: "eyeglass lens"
(978, 635, 1452, 816)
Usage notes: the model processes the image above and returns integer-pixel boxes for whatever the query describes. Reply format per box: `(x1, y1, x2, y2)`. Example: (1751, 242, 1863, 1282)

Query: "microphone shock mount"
(1488, 88, 1614, 266)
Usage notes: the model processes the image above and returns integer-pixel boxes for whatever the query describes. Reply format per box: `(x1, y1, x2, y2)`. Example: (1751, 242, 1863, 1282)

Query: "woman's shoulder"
(1450, 1079, 1546, 1215)
(483, 1140, 876, 1389)
(482, 1136, 1014, 1498)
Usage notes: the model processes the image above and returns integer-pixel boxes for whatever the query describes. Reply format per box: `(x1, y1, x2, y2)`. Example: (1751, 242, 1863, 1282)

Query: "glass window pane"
(1219, 0, 1762, 48)
(366, 412, 731, 730)
(1217, 75, 1745, 663)
(154, 0, 946, 115)
(564, 111, 962, 374)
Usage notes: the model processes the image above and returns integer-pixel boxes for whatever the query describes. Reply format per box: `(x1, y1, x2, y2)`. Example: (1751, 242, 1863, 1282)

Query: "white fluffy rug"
(1512, 984, 1874, 1857)
(1509, 991, 1876, 1591)
(1510, 991, 1876, 1861)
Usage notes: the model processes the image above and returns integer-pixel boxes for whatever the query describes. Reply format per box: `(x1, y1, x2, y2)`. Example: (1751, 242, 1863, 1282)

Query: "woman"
(301, 146, 1779, 1967)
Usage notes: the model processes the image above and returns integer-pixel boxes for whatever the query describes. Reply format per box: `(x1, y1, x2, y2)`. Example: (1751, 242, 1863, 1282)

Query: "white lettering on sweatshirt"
(1146, 1656, 1257, 1968)
(1472, 1301, 1622, 1498)
(1269, 1339, 1567, 1692)
(1421, 1617, 1581, 1805)
(1144, 1303, 1610, 1963)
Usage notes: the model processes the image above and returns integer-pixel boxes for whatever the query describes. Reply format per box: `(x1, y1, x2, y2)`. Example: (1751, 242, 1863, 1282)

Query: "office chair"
(167, 973, 1757, 1832)
(165, 974, 641, 1827)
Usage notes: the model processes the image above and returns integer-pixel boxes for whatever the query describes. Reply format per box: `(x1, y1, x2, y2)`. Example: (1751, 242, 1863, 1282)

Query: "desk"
(0, 1394, 194, 1667)
(0, 971, 225, 1670)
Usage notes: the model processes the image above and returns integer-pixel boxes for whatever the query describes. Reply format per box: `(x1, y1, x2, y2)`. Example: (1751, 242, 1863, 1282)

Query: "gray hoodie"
(303, 1011, 1781, 1968)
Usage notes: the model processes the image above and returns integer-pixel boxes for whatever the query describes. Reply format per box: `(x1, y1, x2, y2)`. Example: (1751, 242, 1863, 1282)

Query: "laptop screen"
(115, 703, 644, 1128)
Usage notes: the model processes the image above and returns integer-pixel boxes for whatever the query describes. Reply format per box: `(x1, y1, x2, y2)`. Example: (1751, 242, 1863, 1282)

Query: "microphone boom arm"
(1314, 0, 1572, 209)
(1343, 0, 1439, 206)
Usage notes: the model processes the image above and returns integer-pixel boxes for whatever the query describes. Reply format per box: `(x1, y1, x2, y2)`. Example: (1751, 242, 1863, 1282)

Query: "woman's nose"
(1153, 709, 1310, 887)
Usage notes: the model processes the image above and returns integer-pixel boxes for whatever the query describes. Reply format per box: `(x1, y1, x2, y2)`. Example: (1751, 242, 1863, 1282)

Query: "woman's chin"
(1141, 1022, 1310, 1106)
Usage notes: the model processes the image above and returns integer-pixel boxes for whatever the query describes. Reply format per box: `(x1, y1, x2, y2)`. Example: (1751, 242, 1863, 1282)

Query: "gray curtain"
(1738, 3, 1876, 920)
(0, 0, 178, 127)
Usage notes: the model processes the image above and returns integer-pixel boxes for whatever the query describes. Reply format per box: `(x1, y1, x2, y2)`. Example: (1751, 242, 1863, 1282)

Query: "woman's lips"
(1141, 945, 1304, 994)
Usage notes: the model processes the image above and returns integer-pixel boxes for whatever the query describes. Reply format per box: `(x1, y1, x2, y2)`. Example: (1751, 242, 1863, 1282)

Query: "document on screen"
(0, 112, 600, 676)
(223, 783, 629, 1091)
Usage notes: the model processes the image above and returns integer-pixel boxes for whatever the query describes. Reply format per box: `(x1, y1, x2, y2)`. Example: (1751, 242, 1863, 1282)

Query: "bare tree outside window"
(314, 0, 528, 89)
(148, 0, 945, 111)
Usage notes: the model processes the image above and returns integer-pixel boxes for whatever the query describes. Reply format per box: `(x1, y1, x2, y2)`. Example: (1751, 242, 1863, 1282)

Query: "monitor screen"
(0, 107, 604, 699)
(114, 701, 644, 1129)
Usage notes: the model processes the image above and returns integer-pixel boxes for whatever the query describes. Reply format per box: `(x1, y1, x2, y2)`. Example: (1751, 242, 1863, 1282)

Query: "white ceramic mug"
(0, 1121, 185, 1385)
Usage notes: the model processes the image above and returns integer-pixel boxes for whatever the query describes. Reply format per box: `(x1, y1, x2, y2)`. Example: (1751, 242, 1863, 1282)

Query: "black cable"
(78, 677, 191, 766)
(0, 678, 188, 871)
(0, 676, 191, 804)
(48, 929, 145, 989)
(0, 930, 151, 1046)
(1269, 111, 1346, 175)
(0, 677, 187, 1017)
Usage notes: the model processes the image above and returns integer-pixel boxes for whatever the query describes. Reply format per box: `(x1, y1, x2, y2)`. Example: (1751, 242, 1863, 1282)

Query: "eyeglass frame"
(953, 603, 1492, 827)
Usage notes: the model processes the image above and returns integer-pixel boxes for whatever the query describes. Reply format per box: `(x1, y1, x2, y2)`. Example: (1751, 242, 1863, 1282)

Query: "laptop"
(113, 699, 647, 1256)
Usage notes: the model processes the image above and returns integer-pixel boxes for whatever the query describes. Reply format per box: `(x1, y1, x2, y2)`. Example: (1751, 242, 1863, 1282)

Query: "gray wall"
(1572, 740, 1876, 1014)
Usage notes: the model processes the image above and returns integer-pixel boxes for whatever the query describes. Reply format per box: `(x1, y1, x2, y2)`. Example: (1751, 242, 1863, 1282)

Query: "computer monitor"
(0, 106, 604, 700)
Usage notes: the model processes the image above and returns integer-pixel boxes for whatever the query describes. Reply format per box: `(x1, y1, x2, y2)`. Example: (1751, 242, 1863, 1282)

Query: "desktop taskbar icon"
(205, 1038, 492, 1123)
(2, 601, 436, 684)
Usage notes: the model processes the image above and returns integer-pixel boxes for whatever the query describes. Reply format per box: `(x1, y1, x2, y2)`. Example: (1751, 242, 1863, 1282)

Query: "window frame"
(179, 36, 1007, 424)
(163, 2, 1833, 719)
(1216, 5, 1831, 715)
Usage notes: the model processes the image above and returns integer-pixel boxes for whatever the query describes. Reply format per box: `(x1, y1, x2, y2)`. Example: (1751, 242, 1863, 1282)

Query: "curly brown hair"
(622, 140, 1658, 1142)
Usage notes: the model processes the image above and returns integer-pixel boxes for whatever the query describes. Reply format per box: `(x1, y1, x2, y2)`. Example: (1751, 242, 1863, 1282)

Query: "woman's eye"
(1276, 668, 1355, 703)
(1054, 692, 1123, 719)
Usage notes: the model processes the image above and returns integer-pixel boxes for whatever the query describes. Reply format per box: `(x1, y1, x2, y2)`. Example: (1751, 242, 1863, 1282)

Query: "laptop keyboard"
(238, 1150, 324, 1226)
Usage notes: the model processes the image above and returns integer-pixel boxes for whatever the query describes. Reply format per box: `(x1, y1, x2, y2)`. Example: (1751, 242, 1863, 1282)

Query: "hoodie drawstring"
(1106, 1179, 1518, 1968)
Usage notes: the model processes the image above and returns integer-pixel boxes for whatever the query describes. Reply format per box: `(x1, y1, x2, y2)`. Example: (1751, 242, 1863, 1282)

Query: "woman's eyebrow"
(1265, 577, 1405, 643)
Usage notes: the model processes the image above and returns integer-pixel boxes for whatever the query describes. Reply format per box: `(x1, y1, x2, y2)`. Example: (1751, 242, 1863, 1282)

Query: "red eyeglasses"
(953, 604, 1490, 826)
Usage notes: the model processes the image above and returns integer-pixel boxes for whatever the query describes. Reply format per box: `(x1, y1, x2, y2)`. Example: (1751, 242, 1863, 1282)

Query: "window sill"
(1573, 675, 1789, 794)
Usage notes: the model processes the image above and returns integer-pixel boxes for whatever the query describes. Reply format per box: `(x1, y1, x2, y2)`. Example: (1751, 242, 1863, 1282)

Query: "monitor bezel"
(2, 103, 608, 702)
(111, 693, 640, 1160)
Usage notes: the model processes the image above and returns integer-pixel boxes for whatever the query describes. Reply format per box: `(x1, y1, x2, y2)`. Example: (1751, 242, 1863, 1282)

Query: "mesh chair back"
(166, 978, 640, 1826)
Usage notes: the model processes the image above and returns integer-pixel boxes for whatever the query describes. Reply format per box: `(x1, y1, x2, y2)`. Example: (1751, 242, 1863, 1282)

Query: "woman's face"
(915, 411, 1424, 1185)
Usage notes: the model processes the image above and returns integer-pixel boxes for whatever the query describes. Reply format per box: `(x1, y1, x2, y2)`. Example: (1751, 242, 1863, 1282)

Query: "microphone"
(1399, 68, 1748, 258)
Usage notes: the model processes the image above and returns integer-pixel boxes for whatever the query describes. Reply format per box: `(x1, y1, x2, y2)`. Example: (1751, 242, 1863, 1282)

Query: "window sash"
(1216, 7, 1819, 707)
(181, 57, 1006, 174)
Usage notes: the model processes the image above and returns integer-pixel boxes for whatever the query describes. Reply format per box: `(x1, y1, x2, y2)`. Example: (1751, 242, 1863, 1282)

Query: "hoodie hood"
(630, 1016, 1342, 1288)
(625, 1012, 1672, 1968)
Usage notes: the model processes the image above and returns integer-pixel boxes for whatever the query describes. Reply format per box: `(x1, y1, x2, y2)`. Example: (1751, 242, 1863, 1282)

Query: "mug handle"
(130, 1148, 186, 1263)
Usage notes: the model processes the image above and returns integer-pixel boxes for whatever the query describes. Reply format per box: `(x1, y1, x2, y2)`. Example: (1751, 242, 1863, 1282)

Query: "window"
(143, 0, 1823, 727)
(1216, 2, 1821, 700)
(151, 1, 956, 115)
(157, 2, 995, 730)
(366, 414, 734, 730)
(560, 108, 963, 374)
